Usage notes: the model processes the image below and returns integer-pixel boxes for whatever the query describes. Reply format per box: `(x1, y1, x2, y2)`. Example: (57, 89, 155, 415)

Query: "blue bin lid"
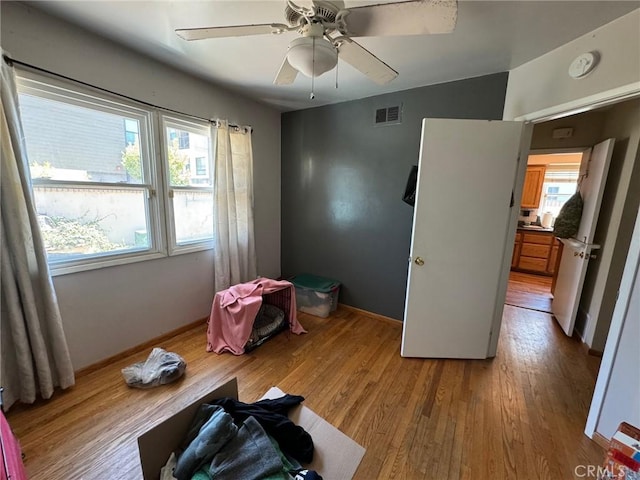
(291, 274, 340, 293)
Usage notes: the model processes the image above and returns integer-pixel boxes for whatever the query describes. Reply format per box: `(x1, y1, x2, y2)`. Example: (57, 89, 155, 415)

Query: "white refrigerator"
(552, 139, 615, 336)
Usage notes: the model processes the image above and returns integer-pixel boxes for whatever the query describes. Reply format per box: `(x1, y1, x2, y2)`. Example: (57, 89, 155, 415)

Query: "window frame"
(15, 70, 217, 275)
(160, 114, 215, 256)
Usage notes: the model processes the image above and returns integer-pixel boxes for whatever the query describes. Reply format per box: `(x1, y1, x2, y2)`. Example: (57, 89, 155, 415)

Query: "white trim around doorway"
(514, 82, 640, 124)
(509, 83, 640, 441)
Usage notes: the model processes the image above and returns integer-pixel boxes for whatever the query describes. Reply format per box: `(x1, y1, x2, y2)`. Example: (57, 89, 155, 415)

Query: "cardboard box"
(609, 423, 640, 463)
(600, 422, 640, 480)
(138, 378, 239, 479)
(137, 377, 365, 480)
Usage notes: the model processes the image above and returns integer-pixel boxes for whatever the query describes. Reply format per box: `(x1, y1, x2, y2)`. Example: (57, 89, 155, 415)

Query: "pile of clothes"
(161, 394, 323, 480)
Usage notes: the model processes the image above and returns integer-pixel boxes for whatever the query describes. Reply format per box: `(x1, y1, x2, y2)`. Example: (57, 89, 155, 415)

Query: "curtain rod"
(2, 54, 252, 132)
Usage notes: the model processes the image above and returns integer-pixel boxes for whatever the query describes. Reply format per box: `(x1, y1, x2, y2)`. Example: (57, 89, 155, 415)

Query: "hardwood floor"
(6, 305, 603, 479)
(506, 271, 554, 313)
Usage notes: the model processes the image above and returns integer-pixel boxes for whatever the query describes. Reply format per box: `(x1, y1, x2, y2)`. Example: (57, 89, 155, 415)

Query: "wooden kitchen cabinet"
(511, 229, 556, 276)
(512, 232, 522, 268)
(521, 165, 546, 208)
(547, 238, 561, 275)
(521, 242, 551, 258)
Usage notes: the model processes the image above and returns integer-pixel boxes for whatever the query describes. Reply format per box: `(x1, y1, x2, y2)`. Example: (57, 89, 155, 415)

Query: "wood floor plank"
(6, 305, 604, 479)
(505, 271, 554, 312)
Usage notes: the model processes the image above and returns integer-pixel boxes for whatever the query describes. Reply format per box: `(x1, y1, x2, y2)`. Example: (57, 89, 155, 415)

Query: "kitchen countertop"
(517, 225, 555, 233)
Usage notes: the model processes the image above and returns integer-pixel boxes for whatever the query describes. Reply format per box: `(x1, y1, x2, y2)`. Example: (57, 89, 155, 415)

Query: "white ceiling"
(28, 1, 639, 112)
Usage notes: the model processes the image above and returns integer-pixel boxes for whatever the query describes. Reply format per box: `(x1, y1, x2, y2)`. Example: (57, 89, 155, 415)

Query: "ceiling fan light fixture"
(286, 36, 338, 78)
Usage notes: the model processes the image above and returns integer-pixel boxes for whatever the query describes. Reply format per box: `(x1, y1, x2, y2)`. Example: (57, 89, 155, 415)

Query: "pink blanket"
(207, 278, 306, 355)
(1, 410, 28, 479)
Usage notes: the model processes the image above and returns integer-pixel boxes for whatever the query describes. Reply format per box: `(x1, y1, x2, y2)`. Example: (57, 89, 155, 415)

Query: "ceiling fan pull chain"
(335, 59, 339, 89)
(310, 36, 316, 100)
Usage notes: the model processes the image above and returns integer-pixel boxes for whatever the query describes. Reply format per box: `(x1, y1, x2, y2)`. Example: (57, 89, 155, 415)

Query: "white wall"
(584, 101, 640, 351)
(597, 240, 640, 438)
(503, 9, 640, 121)
(0, 2, 282, 369)
(590, 206, 640, 440)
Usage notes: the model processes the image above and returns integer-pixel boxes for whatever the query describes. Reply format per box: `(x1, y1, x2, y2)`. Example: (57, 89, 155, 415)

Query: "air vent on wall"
(374, 105, 402, 126)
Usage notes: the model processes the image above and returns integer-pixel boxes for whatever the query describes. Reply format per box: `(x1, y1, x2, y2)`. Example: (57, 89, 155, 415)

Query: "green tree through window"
(121, 139, 190, 186)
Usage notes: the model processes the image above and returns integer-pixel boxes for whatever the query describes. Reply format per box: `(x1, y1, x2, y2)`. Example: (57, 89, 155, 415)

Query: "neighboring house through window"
(178, 130, 190, 149)
(195, 157, 207, 176)
(124, 118, 139, 146)
(162, 119, 213, 246)
(17, 72, 215, 274)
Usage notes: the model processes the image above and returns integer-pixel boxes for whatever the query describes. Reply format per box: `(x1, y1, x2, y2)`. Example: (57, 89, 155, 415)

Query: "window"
(17, 73, 215, 274)
(178, 130, 190, 149)
(195, 157, 207, 176)
(538, 164, 581, 218)
(162, 118, 214, 248)
(124, 118, 139, 146)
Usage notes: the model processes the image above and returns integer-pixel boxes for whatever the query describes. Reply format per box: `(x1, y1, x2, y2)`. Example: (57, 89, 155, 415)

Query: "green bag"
(553, 191, 583, 238)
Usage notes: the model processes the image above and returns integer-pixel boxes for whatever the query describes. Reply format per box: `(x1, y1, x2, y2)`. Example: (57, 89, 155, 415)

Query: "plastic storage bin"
(291, 274, 340, 318)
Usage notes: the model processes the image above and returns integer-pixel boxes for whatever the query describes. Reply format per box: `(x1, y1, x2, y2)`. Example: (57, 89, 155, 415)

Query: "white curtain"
(0, 54, 75, 410)
(212, 120, 257, 291)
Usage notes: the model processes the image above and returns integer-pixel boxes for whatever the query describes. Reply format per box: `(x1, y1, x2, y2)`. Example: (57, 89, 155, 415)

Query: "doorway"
(503, 97, 639, 360)
(506, 151, 583, 314)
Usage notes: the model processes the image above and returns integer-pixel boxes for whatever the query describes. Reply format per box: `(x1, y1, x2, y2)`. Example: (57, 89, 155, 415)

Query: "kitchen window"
(17, 73, 215, 274)
(538, 164, 581, 218)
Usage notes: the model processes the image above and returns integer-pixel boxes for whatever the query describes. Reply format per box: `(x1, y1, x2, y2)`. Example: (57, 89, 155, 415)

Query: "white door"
(576, 139, 615, 245)
(401, 119, 527, 359)
(552, 138, 615, 336)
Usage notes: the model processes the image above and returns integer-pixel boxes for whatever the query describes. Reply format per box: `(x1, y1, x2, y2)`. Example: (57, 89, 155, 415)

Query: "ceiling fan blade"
(344, 0, 457, 37)
(336, 38, 398, 85)
(274, 56, 299, 85)
(176, 23, 291, 41)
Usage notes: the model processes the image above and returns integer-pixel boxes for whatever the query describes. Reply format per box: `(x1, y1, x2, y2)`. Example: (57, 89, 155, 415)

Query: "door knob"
(414, 257, 425, 266)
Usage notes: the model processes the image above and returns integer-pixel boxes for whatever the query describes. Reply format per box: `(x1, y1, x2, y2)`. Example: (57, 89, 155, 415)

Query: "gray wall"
(281, 73, 509, 320)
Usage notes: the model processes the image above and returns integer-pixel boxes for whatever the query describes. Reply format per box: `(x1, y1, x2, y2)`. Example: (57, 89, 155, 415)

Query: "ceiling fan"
(176, 0, 457, 87)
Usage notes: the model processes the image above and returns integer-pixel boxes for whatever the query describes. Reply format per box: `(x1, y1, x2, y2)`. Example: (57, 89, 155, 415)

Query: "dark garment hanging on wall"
(403, 165, 419, 206)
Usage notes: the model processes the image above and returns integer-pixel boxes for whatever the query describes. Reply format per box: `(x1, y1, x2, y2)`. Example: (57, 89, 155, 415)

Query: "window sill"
(49, 251, 168, 276)
(48, 242, 215, 276)
(169, 240, 215, 257)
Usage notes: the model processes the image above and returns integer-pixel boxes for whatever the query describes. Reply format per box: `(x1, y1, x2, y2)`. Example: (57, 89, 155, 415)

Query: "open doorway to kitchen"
(502, 96, 639, 359)
(506, 151, 583, 313)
